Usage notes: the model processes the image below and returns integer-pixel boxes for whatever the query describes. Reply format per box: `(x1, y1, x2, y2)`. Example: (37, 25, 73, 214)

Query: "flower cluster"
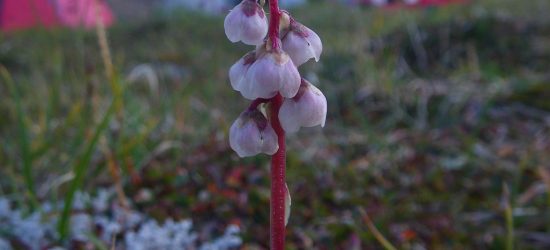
(225, 0, 327, 157)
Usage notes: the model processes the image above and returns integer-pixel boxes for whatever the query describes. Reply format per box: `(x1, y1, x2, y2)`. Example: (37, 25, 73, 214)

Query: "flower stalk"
(270, 94, 286, 250)
(267, 1, 287, 249)
(224, 0, 325, 248)
(268, 0, 281, 50)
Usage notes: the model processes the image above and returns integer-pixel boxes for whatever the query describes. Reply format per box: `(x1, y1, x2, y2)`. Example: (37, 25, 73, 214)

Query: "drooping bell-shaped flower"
(282, 20, 323, 67)
(279, 79, 327, 133)
(229, 109, 279, 157)
(224, 0, 268, 46)
(231, 45, 301, 100)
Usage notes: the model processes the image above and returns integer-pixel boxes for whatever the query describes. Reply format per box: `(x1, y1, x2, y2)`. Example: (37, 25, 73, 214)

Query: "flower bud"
(224, 0, 268, 46)
(279, 79, 327, 133)
(234, 47, 301, 100)
(282, 21, 323, 66)
(229, 109, 279, 157)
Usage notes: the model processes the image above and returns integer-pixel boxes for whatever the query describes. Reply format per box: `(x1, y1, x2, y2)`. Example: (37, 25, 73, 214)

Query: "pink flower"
(282, 21, 322, 66)
(224, 0, 268, 46)
(279, 79, 327, 133)
(230, 109, 279, 157)
(230, 47, 301, 100)
(245, 49, 301, 99)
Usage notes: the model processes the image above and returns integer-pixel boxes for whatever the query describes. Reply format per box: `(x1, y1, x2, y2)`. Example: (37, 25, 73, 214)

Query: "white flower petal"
(243, 56, 282, 99)
(229, 58, 247, 91)
(259, 124, 279, 155)
(279, 102, 301, 133)
(278, 56, 301, 98)
(229, 117, 262, 157)
(229, 52, 256, 92)
(224, 9, 243, 43)
(240, 14, 268, 45)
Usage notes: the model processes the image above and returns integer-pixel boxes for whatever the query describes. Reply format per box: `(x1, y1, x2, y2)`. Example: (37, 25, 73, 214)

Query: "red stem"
(268, 1, 285, 249)
(270, 93, 286, 250)
(268, 0, 281, 50)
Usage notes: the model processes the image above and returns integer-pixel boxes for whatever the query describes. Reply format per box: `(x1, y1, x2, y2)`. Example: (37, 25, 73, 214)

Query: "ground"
(0, 0, 549, 249)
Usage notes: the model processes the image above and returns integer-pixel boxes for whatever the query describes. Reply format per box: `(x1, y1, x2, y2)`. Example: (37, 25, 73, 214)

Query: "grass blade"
(502, 183, 515, 250)
(86, 233, 109, 250)
(358, 207, 397, 250)
(0, 65, 38, 210)
(57, 101, 116, 241)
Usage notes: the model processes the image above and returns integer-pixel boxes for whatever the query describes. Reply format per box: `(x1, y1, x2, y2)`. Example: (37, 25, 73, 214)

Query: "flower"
(224, 0, 268, 46)
(244, 48, 301, 99)
(230, 46, 301, 100)
(282, 20, 323, 66)
(279, 79, 327, 133)
(245, 47, 300, 100)
(229, 109, 279, 157)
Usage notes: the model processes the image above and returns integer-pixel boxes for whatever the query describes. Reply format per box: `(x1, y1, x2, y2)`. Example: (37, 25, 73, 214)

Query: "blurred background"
(1, 0, 549, 249)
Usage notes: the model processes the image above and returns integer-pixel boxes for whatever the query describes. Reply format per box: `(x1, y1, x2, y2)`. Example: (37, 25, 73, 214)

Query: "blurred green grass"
(1, 0, 550, 249)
